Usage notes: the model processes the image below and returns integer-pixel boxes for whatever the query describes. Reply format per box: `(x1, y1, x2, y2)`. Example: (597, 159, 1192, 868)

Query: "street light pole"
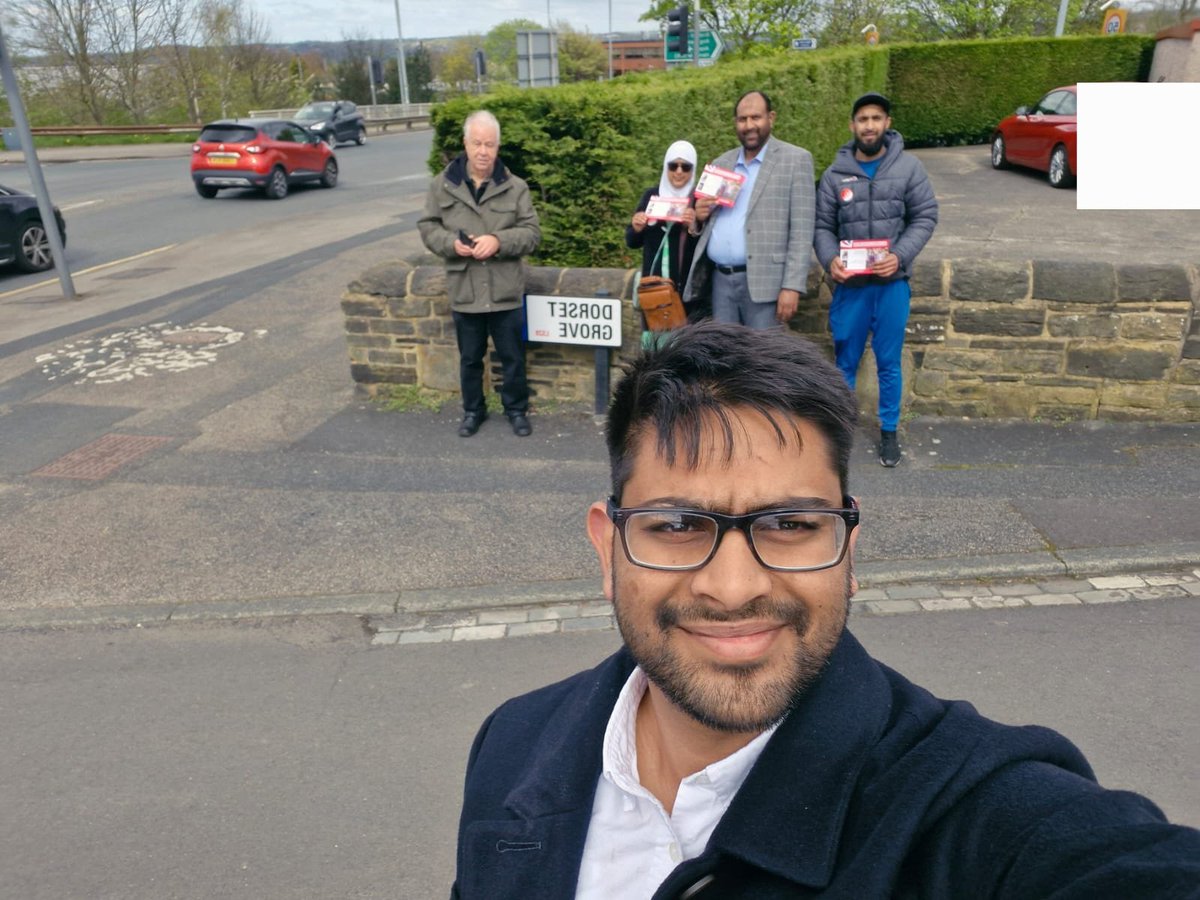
(608, 0, 613, 80)
(1054, 0, 1069, 36)
(392, 0, 411, 107)
(0, 20, 74, 299)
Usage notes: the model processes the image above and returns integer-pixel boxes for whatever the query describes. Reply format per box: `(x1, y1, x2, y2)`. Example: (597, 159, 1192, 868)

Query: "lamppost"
(608, 0, 613, 80)
(392, 0, 410, 106)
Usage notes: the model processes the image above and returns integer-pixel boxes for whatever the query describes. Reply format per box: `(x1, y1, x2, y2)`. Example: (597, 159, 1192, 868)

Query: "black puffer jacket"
(813, 130, 938, 284)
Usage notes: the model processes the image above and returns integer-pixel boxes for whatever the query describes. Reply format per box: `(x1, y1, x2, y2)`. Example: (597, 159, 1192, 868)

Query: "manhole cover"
(31, 434, 173, 481)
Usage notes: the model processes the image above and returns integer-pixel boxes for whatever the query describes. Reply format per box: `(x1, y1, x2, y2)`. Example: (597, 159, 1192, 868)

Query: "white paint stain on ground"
(37, 322, 246, 384)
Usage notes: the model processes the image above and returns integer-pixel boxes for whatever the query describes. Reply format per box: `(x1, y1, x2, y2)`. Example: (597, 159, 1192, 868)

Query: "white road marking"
(0, 243, 177, 300)
(37, 322, 245, 384)
(60, 199, 104, 212)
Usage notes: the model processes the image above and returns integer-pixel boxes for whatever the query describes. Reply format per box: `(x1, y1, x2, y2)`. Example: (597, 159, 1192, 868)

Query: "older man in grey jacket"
(418, 110, 541, 437)
(685, 90, 815, 329)
(814, 92, 937, 467)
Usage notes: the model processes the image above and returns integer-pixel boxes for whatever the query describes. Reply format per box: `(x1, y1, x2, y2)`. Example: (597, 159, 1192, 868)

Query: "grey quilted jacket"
(813, 130, 937, 283)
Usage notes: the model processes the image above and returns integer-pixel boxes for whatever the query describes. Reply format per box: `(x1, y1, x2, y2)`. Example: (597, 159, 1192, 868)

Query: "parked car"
(0, 184, 67, 272)
(990, 85, 1077, 188)
(191, 119, 338, 199)
(293, 101, 367, 147)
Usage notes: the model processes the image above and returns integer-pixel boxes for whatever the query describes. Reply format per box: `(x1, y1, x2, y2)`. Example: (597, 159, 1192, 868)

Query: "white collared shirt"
(574, 667, 777, 899)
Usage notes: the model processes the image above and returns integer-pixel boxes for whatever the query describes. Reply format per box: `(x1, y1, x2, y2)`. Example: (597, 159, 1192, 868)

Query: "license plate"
(208, 155, 238, 167)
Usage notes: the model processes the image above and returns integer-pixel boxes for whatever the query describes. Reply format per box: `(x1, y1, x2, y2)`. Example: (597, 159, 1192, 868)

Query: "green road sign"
(665, 30, 723, 63)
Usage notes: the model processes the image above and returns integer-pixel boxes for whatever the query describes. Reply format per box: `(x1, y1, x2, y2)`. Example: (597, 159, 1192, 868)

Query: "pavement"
(0, 141, 1198, 634)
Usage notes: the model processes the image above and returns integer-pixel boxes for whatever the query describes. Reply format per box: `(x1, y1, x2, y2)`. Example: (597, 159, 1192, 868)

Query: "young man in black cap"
(814, 92, 938, 467)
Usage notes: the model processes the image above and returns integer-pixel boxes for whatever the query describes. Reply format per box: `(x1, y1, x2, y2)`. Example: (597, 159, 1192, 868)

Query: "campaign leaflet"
(693, 164, 746, 207)
(644, 195, 691, 223)
(839, 239, 891, 275)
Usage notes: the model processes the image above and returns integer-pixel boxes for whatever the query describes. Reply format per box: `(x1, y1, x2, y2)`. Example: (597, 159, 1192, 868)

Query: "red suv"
(191, 119, 338, 199)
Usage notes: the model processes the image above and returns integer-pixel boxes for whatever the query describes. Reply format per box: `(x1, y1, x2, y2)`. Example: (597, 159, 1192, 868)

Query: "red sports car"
(990, 85, 1077, 189)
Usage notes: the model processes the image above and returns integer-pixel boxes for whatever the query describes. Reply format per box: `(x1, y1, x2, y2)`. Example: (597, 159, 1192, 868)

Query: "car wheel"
(355, 127, 366, 146)
(16, 220, 54, 272)
(990, 134, 1009, 170)
(320, 158, 338, 188)
(264, 167, 289, 200)
(1048, 145, 1074, 189)
(195, 182, 218, 199)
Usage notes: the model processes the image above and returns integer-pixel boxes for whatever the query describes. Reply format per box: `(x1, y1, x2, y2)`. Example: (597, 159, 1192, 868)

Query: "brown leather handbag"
(637, 276, 687, 331)
(637, 224, 688, 331)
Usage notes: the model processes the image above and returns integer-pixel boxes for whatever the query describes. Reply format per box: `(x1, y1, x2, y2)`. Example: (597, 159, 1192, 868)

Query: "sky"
(254, 0, 662, 44)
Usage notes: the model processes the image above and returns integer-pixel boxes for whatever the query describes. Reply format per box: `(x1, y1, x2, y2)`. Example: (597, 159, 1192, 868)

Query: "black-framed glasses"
(667, 161, 694, 172)
(606, 497, 859, 573)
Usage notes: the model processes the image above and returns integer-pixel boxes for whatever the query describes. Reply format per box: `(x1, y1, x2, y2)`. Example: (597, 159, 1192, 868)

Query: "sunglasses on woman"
(667, 161, 694, 172)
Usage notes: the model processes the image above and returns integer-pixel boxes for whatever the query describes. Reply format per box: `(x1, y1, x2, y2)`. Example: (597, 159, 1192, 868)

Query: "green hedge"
(888, 35, 1153, 145)
(427, 35, 1149, 268)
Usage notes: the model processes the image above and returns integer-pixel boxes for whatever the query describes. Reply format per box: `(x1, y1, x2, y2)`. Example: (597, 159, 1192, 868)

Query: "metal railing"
(15, 104, 435, 140)
(249, 103, 434, 132)
(27, 123, 201, 136)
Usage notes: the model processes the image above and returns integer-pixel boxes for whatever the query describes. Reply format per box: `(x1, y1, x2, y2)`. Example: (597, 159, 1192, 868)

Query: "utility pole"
(392, 0, 411, 106)
(692, 0, 700, 68)
(0, 20, 74, 299)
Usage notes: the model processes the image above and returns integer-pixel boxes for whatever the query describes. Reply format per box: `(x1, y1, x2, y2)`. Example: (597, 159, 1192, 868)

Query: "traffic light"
(370, 57, 384, 85)
(666, 3, 689, 54)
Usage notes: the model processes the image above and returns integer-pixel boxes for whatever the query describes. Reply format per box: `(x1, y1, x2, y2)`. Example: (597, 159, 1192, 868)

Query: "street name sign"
(525, 295, 622, 347)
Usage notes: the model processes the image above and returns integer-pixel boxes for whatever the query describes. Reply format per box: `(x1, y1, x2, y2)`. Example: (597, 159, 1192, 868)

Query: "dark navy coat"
(451, 632, 1200, 899)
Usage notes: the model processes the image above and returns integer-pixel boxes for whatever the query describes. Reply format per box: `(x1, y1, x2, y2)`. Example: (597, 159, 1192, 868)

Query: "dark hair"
(606, 322, 858, 501)
(734, 90, 773, 118)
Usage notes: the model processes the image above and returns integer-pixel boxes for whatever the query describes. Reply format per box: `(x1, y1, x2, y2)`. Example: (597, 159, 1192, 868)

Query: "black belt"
(714, 264, 747, 275)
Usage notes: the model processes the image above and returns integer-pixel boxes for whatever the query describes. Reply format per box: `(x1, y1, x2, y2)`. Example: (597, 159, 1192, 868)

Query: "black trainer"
(879, 430, 901, 467)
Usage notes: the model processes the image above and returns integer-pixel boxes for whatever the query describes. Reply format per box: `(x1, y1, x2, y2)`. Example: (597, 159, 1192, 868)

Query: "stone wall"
(342, 258, 1200, 422)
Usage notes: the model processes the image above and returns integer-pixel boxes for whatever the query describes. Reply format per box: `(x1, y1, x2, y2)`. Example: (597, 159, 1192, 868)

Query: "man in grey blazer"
(684, 90, 815, 329)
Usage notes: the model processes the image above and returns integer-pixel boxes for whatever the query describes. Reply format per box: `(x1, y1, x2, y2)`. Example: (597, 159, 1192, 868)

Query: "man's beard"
(854, 135, 884, 157)
(611, 569, 851, 734)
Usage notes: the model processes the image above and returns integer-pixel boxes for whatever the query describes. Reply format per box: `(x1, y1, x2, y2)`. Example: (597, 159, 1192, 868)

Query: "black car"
(0, 184, 67, 272)
(293, 100, 367, 147)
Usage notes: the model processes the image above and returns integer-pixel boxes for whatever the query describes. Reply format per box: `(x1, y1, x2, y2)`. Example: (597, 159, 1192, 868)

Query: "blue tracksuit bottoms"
(829, 278, 911, 431)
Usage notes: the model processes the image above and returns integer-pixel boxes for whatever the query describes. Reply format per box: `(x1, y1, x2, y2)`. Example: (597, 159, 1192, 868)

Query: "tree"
(819, 0, 895, 46)
(483, 17, 543, 85)
(11, 0, 107, 123)
(95, 0, 167, 123)
(640, 0, 822, 56)
(383, 43, 435, 103)
(555, 23, 608, 82)
(434, 37, 484, 95)
(160, 0, 205, 121)
(889, 0, 1048, 40)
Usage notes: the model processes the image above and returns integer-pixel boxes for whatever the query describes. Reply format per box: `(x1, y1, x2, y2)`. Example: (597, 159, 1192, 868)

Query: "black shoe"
(458, 411, 487, 437)
(508, 413, 532, 437)
(879, 430, 901, 467)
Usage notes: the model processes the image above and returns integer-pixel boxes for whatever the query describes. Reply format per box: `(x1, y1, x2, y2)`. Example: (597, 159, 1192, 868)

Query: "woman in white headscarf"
(626, 140, 703, 319)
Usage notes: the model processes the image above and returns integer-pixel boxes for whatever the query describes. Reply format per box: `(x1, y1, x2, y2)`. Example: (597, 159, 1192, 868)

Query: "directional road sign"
(665, 30, 723, 63)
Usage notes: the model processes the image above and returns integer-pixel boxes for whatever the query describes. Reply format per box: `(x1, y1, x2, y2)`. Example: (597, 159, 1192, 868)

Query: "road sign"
(791, 38, 818, 50)
(665, 30, 723, 63)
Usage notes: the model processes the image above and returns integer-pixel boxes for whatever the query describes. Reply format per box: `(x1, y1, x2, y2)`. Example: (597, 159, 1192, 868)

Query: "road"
(1, 599, 1194, 899)
(0, 131, 434, 294)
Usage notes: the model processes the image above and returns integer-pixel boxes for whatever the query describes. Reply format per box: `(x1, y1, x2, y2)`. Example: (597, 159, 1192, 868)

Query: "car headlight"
(313, 121, 328, 130)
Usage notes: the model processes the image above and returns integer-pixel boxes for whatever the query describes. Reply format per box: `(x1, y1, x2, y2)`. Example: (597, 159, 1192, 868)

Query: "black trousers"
(452, 307, 529, 416)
